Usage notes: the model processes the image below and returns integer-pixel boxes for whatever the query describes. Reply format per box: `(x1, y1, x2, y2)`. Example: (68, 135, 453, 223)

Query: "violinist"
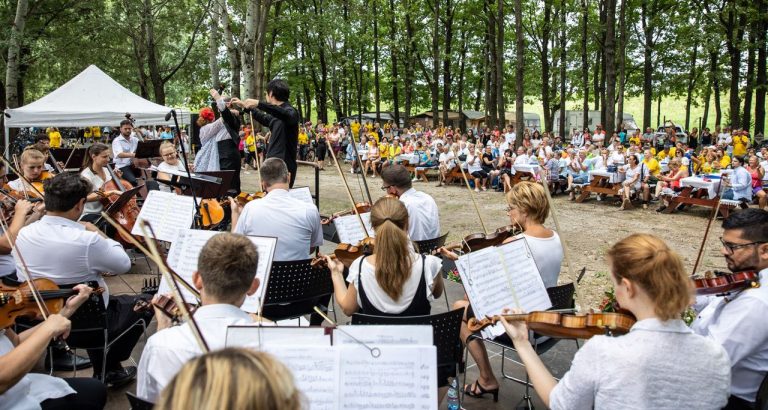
(500, 234, 730, 409)
(13, 172, 151, 386)
(137, 233, 261, 402)
(380, 164, 440, 242)
(0, 285, 107, 410)
(0, 198, 44, 283)
(442, 181, 562, 400)
(692, 209, 768, 409)
(230, 158, 322, 262)
(111, 116, 140, 187)
(79, 143, 122, 226)
(6, 149, 49, 197)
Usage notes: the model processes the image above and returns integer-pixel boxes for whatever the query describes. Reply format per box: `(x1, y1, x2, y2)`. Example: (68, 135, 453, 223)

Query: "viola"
(692, 270, 760, 296)
(334, 237, 376, 268)
(467, 310, 636, 339)
(100, 167, 141, 247)
(0, 278, 103, 329)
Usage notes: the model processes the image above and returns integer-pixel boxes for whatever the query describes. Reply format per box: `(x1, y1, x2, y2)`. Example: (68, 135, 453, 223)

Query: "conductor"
(232, 79, 299, 187)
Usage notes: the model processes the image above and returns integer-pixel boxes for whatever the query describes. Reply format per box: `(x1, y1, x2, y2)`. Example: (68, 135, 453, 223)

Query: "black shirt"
(251, 101, 299, 169)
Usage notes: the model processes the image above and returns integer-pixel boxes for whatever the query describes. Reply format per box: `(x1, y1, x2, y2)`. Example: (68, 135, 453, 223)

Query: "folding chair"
(261, 259, 333, 324)
(126, 392, 154, 410)
(414, 233, 451, 309)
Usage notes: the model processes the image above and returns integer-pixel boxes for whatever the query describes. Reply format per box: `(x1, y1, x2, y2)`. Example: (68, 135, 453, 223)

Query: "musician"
(14, 172, 151, 386)
(231, 158, 322, 262)
(137, 233, 260, 402)
(692, 209, 768, 409)
(324, 197, 447, 395)
(111, 116, 140, 187)
(155, 141, 191, 193)
(80, 144, 122, 225)
(0, 286, 107, 409)
(380, 164, 440, 242)
(501, 234, 730, 409)
(232, 79, 300, 188)
(155, 348, 301, 410)
(442, 181, 562, 400)
(6, 149, 48, 196)
(0, 198, 44, 282)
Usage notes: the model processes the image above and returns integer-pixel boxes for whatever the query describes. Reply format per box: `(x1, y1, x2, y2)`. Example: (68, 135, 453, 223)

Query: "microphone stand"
(167, 109, 203, 228)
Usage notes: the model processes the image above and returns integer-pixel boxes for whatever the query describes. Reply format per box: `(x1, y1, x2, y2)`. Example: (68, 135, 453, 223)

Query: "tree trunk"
(373, 0, 381, 122)
(208, 14, 221, 91)
(641, 0, 654, 129)
(495, 0, 505, 126)
(756, 0, 767, 134)
(515, 0, 525, 144)
(616, 0, 627, 131)
(264, 2, 282, 84)
(581, 0, 589, 129)
(219, 0, 241, 98)
(703, 69, 712, 130)
(254, 0, 272, 98)
(430, 0, 440, 127)
(657, 93, 662, 126)
(404, 0, 416, 125)
(486, 0, 498, 127)
(725, 2, 746, 128)
(5, 0, 29, 109)
(474, 77, 483, 111)
(443, 0, 454, 126)
(604, 0, 616, 133)
(143, 0, 166, 104)
(243, 1, 256, 96)
(685, 42, 699, 131)
(599, 0, 607, 126)
(712, 51, 723, 126)
(593, 50, 601, 111)
(743, 27, 756, 131)
(388, 0, 400, 125)
(541, 0, 553, 132)
(559, 0, 567, 138)
(458, 20, 467, 131)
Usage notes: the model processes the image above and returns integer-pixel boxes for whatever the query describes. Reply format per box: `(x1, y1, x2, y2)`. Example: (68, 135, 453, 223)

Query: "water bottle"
(447, 378, 460, 410)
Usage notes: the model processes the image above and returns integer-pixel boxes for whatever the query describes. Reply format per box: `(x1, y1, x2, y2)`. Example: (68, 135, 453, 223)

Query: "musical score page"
(131, 190, 195, 241)
(160, 229, 276, 312)
(288, 186, 314, 205)
(335, 325, 432, 346)
(225, 326, 331, 350)
(333, 212, 374, 244)
(456, 238, 552, 339)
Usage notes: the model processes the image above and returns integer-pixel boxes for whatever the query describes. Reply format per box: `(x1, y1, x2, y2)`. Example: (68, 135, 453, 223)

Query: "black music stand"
(50, 148, 87, 170)
(134, 140, 163, 159)
(94, 185, 143, 225)
(186, 170, 235, 198)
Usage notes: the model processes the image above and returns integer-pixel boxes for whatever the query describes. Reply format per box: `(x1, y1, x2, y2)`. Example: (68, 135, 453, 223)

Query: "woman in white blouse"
(617, 154, 644, 210)
(500, 234, 730, 410)
(80, 143, 121, 222)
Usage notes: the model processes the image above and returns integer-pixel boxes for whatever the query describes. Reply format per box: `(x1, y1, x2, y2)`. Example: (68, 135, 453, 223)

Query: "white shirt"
(156, 161, 187, 193)
(234, 189, 323, 261)
(112, 135, 139, 168)
(136, 304, 253, 402)
(504, 132, 516, 145)
(518, 233, 562, 288)
(438, 151, 456, 169)
(717, 132, 732, 146)
(347, 252, 441, 314)
(398, 188, 440, 241)
(550, 319, 730, 410)
(14, 215, 131, 305)
(466, 155, 483, 173)
(0, 330, 75, 410)
(691, 268, 768, 402)
(514, 154, 530, 166)
(80, 167, 112, 215)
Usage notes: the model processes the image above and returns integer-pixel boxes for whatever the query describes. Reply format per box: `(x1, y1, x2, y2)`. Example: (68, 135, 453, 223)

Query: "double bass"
(98, 166, 141, 247)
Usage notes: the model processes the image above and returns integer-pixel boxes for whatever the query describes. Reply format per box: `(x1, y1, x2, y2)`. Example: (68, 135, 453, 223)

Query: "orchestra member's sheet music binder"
(131, 190, 195, 241)
(159, 228, 277, 313)
(333, 212, 375, 244)
(225, 325, 437, 410)
(456, 238, 552, 339)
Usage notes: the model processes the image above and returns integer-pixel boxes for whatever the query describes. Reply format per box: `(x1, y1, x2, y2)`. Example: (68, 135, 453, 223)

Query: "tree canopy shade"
(1, 0, 767, 139)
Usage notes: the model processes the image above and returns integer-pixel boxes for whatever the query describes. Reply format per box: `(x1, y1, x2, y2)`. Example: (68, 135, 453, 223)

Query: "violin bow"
(536, 166, 584, 310)
(347, 128, 373, 204)
(0, 208, 69, 350)
(6, 155, 45, 199)
(454, 146, 488, 234)
(99, 212, 200, 300)
(138, 220, 209, 353)
(691, 175, 725, 276)
(325, 138, 370, 238)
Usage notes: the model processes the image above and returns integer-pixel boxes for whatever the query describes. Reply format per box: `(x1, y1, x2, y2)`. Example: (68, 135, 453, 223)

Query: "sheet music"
(225, 326, 331, 349)
(339, 345, 437, 410)
(288, 186, 314, 205)
(335, 325, 433, 346)
(159, 229, 277, 313)
(456, 239, 551, 339)
(267, 346, 339, 410)
(334, 212, 374, 244)
(131, 190, 195, 241)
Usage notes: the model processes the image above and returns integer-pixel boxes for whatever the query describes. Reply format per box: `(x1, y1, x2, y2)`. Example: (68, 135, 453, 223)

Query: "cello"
(98, 166, 141, 247)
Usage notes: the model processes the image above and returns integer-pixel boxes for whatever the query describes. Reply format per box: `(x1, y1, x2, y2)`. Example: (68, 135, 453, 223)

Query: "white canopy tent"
(3, 65, 190, 149)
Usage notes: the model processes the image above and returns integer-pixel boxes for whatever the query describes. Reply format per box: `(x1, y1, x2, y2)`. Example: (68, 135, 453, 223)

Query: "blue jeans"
(722, 189, 735, 200)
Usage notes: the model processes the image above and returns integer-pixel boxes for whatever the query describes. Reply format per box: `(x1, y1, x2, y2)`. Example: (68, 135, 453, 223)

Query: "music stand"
(186, 171, 235, 198)
(50, 148, 87, 170)
(134, 140, 163, 159)
(95, 185, 143, 224)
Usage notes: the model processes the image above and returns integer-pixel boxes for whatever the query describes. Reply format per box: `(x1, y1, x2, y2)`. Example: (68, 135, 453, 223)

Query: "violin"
(321, 202, 372, 225)
(333, 237, 376, 268)
(459, 225, 521, 253)
(200, 192, 265, 229)
(133, 294, 198, 324)
(0, 278, 103, 329)
(692, 270, 760, 296)
(467, 310, 636, 339)
(100, 167, 141, 247)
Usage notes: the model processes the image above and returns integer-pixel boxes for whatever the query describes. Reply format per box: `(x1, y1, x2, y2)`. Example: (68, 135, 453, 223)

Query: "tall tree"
(514, 0, 525, 145)
(5, 0, 29, 109)
(581, 0, 590, 129)
(559, 0, 567, 138)
(604, 0, 617, 133)
(756, 0, 767, 134)
(373, 0, 381, 122)
(243, 0, 272, 98)
(495, 0, 505, 126)
(388, 0, 401, 125)
(743, 24, 757, 131)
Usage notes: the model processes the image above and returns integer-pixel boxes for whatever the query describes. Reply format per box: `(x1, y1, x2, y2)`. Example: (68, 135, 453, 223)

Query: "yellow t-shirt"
(388, 145, 402, 158)
(656, 150, 669, 161)
(720, 155, 731, 169)
(629, 135, 640, 146)
(351, 122, 360, 136)
(699, 160, 713, 174)
(298, 131, 308, 145)
(83, 128, 92, 139)
(668, 147, 677, 158)
(48, 131, 61, 148)
(733, 135, 749, 156)
(91, 127, 101, 137)
(643, 157, 661, 177)
(245, 135, 256, 152)
(368, 131, 379, 143)
(379, 143, 390, 160)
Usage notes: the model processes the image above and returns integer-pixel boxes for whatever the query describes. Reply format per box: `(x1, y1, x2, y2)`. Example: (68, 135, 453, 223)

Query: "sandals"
(463, 379, 499, 402)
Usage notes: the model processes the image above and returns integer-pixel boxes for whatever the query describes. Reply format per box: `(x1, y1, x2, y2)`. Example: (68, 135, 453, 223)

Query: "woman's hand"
(324, 254, 345, 276)
(437, 247, 459, 261)
(500, 308, 530, 344)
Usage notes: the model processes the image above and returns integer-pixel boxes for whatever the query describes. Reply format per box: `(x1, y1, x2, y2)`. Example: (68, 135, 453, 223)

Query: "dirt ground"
(265, 160, 728, 308)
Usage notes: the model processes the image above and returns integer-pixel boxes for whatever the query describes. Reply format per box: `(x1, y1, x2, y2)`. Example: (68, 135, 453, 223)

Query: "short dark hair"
(35, 133, 50, 143)
(266, 79, 290, 102)
(44, 172, 91, 212)
(197, 233, 259, 303)
(381, 164, 412, 190)
(260, 157, 289, 186)
(722, 208, 768, 243)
